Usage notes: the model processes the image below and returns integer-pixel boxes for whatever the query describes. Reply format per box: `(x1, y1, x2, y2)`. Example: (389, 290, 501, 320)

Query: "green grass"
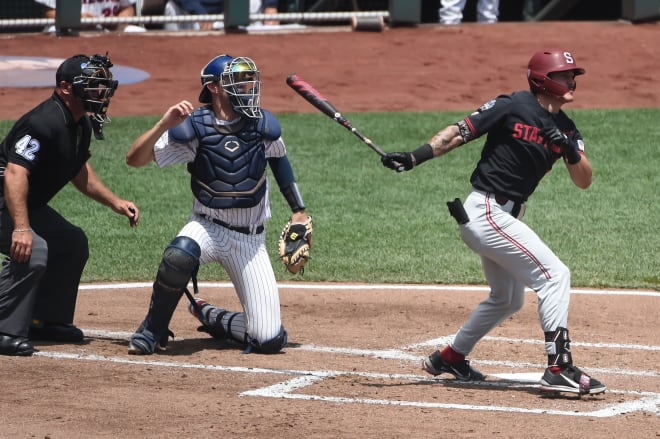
(1, 109, 658, 289)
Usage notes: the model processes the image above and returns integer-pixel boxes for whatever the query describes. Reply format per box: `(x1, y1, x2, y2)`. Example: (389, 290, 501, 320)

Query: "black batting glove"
(381, 152, 413, 172)
(381, 144, 434, 173)
(541, 127, 582, 165)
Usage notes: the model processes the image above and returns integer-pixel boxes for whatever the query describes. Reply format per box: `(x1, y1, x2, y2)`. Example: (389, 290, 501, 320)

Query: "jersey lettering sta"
(459, 90, 584, 203)
(0, 93, 91, 208)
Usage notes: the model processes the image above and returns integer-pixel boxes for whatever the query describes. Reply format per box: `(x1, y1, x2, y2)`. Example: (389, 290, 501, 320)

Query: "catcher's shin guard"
(188, 297, 229, 339)
(129, 237, 201, 355)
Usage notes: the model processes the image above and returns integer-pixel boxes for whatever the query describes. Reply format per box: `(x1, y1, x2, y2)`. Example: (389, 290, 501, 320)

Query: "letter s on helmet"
(527, 50, 585, 97)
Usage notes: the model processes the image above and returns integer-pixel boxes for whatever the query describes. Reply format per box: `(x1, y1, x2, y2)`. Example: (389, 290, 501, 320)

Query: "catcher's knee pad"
(155, 236, 201, 292)
(247, 325, 288, 354)
(544, 327, 573, 366)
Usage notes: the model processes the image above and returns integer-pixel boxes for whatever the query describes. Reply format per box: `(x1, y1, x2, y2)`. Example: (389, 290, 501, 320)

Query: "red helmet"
(527, 50, 585, 96)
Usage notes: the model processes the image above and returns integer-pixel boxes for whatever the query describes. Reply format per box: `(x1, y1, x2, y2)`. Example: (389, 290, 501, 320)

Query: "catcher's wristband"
(411, 143, 434, 167)
(281, 181, 305, 213)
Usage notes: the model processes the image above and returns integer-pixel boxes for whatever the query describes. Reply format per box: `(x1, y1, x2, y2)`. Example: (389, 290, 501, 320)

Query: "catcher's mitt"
(278, 216, 312, 274)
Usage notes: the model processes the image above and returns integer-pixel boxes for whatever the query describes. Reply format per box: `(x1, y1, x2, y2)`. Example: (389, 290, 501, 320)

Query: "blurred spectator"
(34, 0, 142, 32)
(163, 0, 279, 31)
(523, 0, 548, 21)
(258, 0, 280, 26)
(163, 0, 222, 31)
(439, 0, 499, 25)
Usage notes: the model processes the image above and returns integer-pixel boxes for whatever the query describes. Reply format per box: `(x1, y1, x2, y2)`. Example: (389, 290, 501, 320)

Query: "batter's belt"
(494, 194, 524, 218)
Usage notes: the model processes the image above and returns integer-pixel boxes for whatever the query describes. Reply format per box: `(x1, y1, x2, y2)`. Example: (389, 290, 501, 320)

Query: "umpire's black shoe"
(0, 334, 35, 356)
(29, 323, 84, 343)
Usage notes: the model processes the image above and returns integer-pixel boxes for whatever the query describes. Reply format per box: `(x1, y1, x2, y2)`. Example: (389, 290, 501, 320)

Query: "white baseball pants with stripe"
(449, 188, 571, 356)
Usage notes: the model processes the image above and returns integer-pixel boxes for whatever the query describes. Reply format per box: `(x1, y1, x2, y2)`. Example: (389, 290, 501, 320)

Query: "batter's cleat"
(128, 329, 171, 355)
(539, 365, 607, 395)
(422, 350, 485, 381)
(188, 297, 214, 326)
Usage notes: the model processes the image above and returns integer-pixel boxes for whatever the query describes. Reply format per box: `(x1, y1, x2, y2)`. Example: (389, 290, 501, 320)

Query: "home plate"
(490, 372, 542, 383)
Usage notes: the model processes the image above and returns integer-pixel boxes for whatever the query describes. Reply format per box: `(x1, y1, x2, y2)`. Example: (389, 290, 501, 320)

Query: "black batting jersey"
(458, 90, 584, 203)
(0, 93, 91, 208)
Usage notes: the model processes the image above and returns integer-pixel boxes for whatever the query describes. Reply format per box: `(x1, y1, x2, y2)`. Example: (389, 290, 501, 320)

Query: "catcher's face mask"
(221, 57, 262, 119)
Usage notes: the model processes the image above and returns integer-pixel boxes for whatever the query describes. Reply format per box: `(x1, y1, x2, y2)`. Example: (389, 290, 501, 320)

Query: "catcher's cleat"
(422, 350, 485, 381)
(128, 328, 171, 355)
(539, 365, 606, 395)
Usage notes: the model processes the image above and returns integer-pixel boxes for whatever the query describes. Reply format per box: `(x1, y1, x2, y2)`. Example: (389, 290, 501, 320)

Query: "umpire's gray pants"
(0, 206, 88, 337)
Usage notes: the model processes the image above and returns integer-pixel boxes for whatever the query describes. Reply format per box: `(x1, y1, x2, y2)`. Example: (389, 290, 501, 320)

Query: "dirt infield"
(1, 284, 659, 437)
(0, 21, 659, 438)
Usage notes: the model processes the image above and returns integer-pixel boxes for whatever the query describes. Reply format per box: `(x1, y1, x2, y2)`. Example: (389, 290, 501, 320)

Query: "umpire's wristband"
(411, 143, 434, 167)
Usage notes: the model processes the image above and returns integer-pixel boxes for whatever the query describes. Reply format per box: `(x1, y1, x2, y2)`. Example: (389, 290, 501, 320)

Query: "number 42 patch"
(15, 135, 40, 161)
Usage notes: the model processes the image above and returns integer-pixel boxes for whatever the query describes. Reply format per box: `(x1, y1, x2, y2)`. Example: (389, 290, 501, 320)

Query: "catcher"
(126, 54, 311, 355)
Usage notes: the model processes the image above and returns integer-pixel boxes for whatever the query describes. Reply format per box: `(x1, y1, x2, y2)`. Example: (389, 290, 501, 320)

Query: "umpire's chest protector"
(177, 107, 281, 209)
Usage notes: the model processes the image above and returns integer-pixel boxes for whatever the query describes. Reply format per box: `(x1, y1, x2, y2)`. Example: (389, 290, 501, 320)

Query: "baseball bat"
(286, 73, 386, 157)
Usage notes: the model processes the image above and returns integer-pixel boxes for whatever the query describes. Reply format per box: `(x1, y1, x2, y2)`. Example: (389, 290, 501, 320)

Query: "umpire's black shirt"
(0, 93, 91, 208)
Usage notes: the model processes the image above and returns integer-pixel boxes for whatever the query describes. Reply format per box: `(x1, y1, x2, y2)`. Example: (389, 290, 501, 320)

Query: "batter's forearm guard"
(411, 143, 434, 167)
(563, 144, 582, 165)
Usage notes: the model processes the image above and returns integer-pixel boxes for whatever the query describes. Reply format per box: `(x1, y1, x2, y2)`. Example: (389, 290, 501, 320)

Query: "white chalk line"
(32, 328, 660, 418)
(68, 283, 659, 416)
(78, 282, 660, 297)
(82, 329, 660, 378)
(34, 348, 660, 418)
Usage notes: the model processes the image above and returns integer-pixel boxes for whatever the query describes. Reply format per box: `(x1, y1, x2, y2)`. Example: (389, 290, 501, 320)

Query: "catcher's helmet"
(56, 53, 118, 122)
(199, 54, 262, 118)
(527, 50, 585, 97)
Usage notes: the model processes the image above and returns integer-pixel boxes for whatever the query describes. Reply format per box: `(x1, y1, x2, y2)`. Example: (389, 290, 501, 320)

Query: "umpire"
(0, 54, 139, 356)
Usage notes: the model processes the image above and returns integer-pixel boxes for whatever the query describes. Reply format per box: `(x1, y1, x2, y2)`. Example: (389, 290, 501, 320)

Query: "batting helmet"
(527, 50, 585, 97)
(57, 53, 118, 122)
(199, 54, 262, 119)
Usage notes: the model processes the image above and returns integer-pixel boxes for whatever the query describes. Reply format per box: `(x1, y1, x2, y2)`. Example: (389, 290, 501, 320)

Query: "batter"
(127, 54, 311, 355)
(381, 50, 606, 395)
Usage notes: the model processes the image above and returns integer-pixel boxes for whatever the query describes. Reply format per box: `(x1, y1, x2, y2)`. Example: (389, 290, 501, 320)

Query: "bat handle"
(349, 127, 386, 157)
(364, 139, 386, 157)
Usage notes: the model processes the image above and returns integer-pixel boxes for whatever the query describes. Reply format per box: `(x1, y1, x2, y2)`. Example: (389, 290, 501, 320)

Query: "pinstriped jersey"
(459, 90, 585, 203)
(154, 110, 286, 227)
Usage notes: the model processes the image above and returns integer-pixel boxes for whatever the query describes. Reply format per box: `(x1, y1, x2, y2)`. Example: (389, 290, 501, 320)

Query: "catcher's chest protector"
(188, 110, 267, 209)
